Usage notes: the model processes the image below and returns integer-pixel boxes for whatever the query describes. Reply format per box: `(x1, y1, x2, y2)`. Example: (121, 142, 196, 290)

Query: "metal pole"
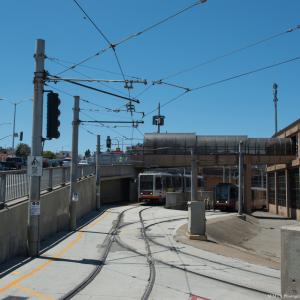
(12, 103, 16, 153)
(96, 135, 101, 210)
(158, 102, 161, 134)
(238, 141, 244, 216)
(223, 166, 226, 183)
(28, 39, 45, 257)
(191, 149, 198, 202)
(69, 96, 80, 231)
(273, 83, 278, 134)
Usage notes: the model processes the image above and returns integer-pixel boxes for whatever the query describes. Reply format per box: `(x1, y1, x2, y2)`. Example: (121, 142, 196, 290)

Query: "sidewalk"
(175, 211, 299, 269)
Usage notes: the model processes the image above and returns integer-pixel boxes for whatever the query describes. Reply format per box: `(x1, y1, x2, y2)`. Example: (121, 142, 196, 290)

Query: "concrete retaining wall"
(0, 201, 28, 264)
(281, 225, 300, 299)
(0, 173, 136, 265)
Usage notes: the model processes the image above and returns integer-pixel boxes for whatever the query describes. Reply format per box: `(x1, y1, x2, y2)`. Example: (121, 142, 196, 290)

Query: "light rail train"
(138, 170, 203, 203)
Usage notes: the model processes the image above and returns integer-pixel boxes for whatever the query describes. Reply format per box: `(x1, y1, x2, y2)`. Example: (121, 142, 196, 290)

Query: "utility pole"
(69, 96, 80, 231)
(28, 39, 45, 257)
(273, 83, 278, 134)
(12, 103, 17, 152)
(157, 102, 161, 133)
(96, 135, 101, 210)
(238, 141, 244, 218)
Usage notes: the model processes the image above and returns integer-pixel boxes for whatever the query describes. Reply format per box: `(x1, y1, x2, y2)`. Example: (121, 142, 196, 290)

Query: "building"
(267, 119, 300, 220)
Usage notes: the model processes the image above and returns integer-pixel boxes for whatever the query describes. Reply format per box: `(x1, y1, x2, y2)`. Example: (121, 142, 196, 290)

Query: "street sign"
(27, 156, 43, 177)
(30, 201, 40, 216)
(72, 192, 79, 202)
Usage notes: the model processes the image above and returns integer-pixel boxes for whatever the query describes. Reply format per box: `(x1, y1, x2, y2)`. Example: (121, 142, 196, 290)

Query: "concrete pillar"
(285, 169, 290, 218)
(275, 171, 278, 214)
(188, 201, 206, 239)
(266, 172, 269, 211)
(297, 132, 300, 158)
(243, 163, 252, 213)
(281, 225, 300, 299)
(188, 149, 206, 240)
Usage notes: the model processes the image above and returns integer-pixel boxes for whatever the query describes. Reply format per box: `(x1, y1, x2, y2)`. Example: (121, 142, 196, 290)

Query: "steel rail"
(139, 208, 156, 300)
(115, 212, 278, 297)
(60, 205, 139, 300)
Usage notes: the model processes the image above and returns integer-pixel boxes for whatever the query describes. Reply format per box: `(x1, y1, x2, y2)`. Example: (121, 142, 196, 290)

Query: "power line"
(72, 0, 129, 97)
(58, 0, 207, 75)
(45, 83, 129, 115)
(145, 54, 300, 116)
(47, 74, 140, 103)
(47, 57, 129, 97)
(160, 24, 300, 81)
(80, 111, 130, 139)
(48, 56, 143, 80)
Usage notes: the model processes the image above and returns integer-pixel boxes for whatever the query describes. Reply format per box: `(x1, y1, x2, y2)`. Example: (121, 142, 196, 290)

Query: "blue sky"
(0, 0, 299, 154)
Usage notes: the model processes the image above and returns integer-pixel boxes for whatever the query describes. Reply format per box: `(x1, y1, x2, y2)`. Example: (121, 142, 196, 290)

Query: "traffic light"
(19, 131, 23, 141)
(106, 136, 111, 150)
(47, 92, 61, 139)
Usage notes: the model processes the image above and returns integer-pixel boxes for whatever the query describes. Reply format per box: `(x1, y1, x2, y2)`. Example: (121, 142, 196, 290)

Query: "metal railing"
(0, 165, 95, 204)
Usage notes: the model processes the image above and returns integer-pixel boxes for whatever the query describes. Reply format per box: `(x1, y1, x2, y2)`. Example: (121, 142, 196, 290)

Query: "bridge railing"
(0, 164, 95, 205)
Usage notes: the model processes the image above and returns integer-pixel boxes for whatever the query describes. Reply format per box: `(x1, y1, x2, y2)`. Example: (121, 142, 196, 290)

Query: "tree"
(15, 143, 31, 157)
(42, 151, 56, 159)
(84, 149, 91, 158)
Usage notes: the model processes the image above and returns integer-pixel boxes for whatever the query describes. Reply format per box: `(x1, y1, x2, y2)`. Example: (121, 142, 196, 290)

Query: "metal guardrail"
(0, 165, 95, 204)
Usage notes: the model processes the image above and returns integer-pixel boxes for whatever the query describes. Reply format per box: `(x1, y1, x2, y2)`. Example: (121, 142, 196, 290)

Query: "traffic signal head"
(106, 136, 111, 149)
(47, 92, 61, 139)
(19, 131, 23, 141)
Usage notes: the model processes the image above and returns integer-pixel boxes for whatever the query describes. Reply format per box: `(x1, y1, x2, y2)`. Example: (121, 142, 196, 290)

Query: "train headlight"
(216, 201, 219, 203)
(140, 192, 143, 195)
(225, 201, 228, 204)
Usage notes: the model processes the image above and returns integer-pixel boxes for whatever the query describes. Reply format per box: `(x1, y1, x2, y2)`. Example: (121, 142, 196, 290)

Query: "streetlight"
(0, 97, 32, 153)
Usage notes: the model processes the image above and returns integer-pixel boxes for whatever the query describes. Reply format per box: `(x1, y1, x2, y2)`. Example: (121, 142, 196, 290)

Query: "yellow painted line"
(15, 285, 55, 300)
(0, 210, 110, 294)
(11, 271, 20, 275)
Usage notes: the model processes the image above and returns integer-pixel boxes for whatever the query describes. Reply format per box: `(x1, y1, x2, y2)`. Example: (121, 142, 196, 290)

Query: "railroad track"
(60, 205, 138, 300)
(115, 207, 280, 297)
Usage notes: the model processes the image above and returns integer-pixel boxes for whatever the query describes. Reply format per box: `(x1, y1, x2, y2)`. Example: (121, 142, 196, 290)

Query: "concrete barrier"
(0, 171, 137, 265)
(165, 192, 186, 210)
(281, 225, 300, 299)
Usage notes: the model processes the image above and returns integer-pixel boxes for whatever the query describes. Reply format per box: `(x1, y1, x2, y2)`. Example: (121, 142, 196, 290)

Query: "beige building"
(267, 119, 300, 220)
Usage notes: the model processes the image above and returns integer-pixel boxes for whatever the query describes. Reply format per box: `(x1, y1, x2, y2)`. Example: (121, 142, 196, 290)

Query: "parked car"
(43, 158, 49, 168)
(48, 159, 60, 167)
(0, 161, 13, 171)
(78, 160, 88, 165)
(6, 157, 24, 169)
(62, 159, 71, 167)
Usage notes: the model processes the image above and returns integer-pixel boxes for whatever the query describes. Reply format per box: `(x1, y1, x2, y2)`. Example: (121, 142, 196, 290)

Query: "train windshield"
(216, 185, 229, 201)
(155, 177, 162, 189)
(140, 175, 153, 190)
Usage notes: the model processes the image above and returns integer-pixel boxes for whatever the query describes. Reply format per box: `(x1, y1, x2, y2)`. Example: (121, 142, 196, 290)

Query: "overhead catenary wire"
(45, 83, 129, 114)
(80, 111, 131, 139)
(47, 74, 140, 103)
(160, 23, 300, 81)
(58, 0, 207, 76)
(48, 56, 143, 80)
(72, 0, 131, 101)
(144, 54, 300, 117)
(47, 57, 129, 97)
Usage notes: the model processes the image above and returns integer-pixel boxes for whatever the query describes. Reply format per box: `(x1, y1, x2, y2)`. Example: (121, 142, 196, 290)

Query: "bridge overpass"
(134, 133, 296, 212)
